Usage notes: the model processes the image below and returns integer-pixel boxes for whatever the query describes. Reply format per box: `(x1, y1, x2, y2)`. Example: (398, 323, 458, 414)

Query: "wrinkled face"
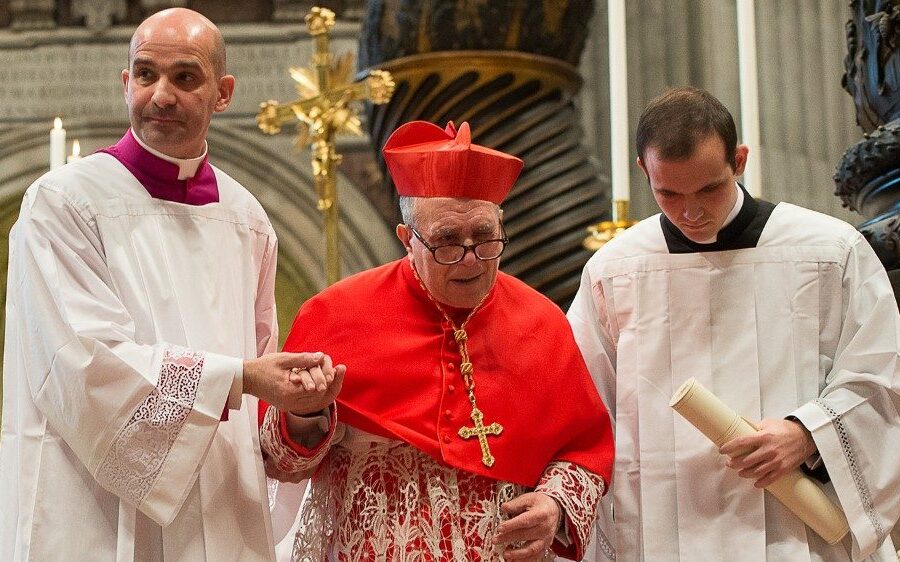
(639, 134, 747, 243)
(123, 19, 233, 158)
(397, 197, 503, 309)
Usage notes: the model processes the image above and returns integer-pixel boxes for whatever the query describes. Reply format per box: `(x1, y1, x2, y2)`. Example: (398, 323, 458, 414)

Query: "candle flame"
(71, 140, 81, 157)
(53, 117, 62, 130)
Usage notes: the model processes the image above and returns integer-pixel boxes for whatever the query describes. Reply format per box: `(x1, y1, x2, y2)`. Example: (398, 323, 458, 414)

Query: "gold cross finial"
(305, 6, 335, 37)
(458, 406, 504, 467)
(255, 6, 395, 285)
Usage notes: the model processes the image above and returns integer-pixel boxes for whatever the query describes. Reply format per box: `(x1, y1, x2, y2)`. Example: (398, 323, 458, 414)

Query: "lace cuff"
(259, 403, 337, 480)
(535, 460, 606, 560)
(92, 346, 236, 525)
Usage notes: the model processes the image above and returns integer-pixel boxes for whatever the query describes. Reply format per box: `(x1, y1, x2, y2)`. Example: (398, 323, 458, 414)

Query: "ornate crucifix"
(256, 6, 395, 285)
(458, 405, 504, 468)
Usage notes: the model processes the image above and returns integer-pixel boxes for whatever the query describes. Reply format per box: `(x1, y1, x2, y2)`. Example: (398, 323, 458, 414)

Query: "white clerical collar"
(698, 182, 743, 244)
(130, 128, 207, 180)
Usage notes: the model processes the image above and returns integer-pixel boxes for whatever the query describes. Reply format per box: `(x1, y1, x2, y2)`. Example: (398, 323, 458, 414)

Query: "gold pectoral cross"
(458, 406, 503, 467)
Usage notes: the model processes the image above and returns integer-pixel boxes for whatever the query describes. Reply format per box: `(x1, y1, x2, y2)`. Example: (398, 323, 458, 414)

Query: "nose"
(151, 78, 177, 108)
(459, 246, 479, 266)
(682, 200, 704, 222)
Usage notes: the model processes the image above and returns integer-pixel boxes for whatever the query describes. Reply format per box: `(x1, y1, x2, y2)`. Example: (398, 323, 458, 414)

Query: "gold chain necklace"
(410, 262, 503, 467)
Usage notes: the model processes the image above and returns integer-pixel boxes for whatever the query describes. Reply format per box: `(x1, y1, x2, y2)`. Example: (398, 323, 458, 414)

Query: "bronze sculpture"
(834, 0, 900, 298)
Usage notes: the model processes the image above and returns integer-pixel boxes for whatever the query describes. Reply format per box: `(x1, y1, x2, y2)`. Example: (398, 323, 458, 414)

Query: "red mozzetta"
(276, 258, 614, 487)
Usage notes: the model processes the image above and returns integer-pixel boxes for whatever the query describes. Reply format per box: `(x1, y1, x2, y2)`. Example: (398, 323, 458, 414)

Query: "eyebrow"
(653, 177, 729, 195)
(431, 227, 460, 240)
(700, 177, 730, 191)
(472, 223, 498, 236)
(131, 57, 203, 72)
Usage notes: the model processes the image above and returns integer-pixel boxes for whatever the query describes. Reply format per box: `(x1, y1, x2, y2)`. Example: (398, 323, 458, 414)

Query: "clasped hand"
(719, 418, 817, 488)
(493, 492, 560, 560)
(244, 352, 345, 415)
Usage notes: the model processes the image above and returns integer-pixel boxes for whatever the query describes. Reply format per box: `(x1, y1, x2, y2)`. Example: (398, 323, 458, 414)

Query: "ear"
(636, 156, 654, 185)
(214, 75, 236, 113)
(733, 144, 749, 176)
(396, 224, 413, 255)
(122, 69, 130, 101)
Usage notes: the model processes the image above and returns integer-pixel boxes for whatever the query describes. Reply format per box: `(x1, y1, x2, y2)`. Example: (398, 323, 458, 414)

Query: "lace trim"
(290, 439, 563, 561)
(95, 346, 204, 506)
(814, 398, 885, 541)
(593, 521, 616, 561)
(260, 405, 333, 481)
(536, 460, 608, 559)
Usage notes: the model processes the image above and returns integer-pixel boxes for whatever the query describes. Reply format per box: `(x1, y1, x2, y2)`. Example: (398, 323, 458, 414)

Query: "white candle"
(608, 0, 630, 204)
(737, 0, 762, 198)
(50, 117, 66, 170)
(67, 140, 82, 163)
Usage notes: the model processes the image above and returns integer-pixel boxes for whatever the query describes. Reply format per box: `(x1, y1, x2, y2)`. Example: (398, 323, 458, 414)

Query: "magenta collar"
(98, 130, 219, 205)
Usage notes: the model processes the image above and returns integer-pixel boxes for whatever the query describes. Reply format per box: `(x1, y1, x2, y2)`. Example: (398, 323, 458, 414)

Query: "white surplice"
(0, 152, 279, 561)
(568, 203, 900, 562)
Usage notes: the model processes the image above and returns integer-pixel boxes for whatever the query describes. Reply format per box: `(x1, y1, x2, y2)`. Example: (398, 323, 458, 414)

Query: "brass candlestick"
(583, 200, 638, 251)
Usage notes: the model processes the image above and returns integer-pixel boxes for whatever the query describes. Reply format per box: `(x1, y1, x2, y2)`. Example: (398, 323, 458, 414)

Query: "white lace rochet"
(261, 410, 606, 562)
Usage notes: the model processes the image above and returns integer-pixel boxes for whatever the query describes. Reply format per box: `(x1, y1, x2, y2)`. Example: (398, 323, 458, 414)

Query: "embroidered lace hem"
(260, 405, 335, 481)
(290, 438, 577, 561)
(95, 346, 204, 506)
(536, 460, 607, 559)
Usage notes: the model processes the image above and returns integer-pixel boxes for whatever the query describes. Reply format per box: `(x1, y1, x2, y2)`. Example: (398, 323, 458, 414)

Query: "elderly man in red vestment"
(259, 121, 615, 561)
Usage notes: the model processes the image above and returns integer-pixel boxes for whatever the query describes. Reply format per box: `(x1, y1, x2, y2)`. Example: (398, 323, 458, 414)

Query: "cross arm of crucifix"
(257, 70, 395, 135)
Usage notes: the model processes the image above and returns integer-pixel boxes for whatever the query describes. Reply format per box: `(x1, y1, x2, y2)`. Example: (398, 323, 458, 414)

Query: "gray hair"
(399, 196, 419, 228)
(398, 196, 502, 230)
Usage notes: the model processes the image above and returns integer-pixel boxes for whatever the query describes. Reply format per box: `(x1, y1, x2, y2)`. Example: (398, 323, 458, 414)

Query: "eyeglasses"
(408, 225, 508, 265)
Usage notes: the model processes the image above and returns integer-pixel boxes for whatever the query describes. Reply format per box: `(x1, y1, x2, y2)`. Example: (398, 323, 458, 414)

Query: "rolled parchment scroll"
(670, 377, 849, 545)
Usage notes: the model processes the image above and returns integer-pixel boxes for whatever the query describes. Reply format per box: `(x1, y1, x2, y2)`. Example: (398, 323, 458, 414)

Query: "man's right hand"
(243, 352, 345, 415)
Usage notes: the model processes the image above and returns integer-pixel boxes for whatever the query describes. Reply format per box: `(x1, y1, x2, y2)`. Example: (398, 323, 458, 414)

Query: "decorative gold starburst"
(283, 51, 372, 149)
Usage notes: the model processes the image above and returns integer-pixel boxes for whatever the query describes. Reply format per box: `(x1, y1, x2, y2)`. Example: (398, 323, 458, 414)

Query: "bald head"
(130, 8, 226, 77)
(123, 7, 235, 158)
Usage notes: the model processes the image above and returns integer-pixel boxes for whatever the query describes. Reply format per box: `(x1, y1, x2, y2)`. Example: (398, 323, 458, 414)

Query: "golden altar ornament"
(583, 199, 638, 251)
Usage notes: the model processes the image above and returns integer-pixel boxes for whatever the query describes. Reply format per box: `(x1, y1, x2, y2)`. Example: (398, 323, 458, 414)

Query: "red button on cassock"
(443, 434, 451, 444)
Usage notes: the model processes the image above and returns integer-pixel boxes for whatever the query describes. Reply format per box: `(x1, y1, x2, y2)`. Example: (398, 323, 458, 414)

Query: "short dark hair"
(635, 87, 738, 169)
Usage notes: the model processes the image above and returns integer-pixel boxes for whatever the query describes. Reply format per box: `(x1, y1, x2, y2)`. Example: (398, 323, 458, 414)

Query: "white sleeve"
(7, 183, 240, 526)
(566, 264, 618, 562)
(567, 264, 618, 421)
(255, 235, 279, 359)
(223, 227, 278, 411)
(791, 233, 900, 559)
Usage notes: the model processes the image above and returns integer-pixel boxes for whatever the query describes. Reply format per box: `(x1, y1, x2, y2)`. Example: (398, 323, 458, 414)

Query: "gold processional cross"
(256, 6, 395, 285)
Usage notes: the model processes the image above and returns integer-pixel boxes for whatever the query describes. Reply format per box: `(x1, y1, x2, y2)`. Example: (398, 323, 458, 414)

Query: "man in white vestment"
(0, 8, 342, 561)
(569, 87, 900, 561)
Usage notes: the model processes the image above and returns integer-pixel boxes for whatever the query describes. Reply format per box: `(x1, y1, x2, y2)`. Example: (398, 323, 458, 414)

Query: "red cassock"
(277, 258, 613, 489)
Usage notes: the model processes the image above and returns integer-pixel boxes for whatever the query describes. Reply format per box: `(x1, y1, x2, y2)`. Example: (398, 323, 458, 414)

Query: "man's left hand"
(720, 418, 817, 488)
(494, 492, 560, 560)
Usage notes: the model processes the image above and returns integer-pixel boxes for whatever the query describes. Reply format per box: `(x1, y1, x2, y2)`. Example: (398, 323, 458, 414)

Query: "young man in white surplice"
(570, 87, 900, 562)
